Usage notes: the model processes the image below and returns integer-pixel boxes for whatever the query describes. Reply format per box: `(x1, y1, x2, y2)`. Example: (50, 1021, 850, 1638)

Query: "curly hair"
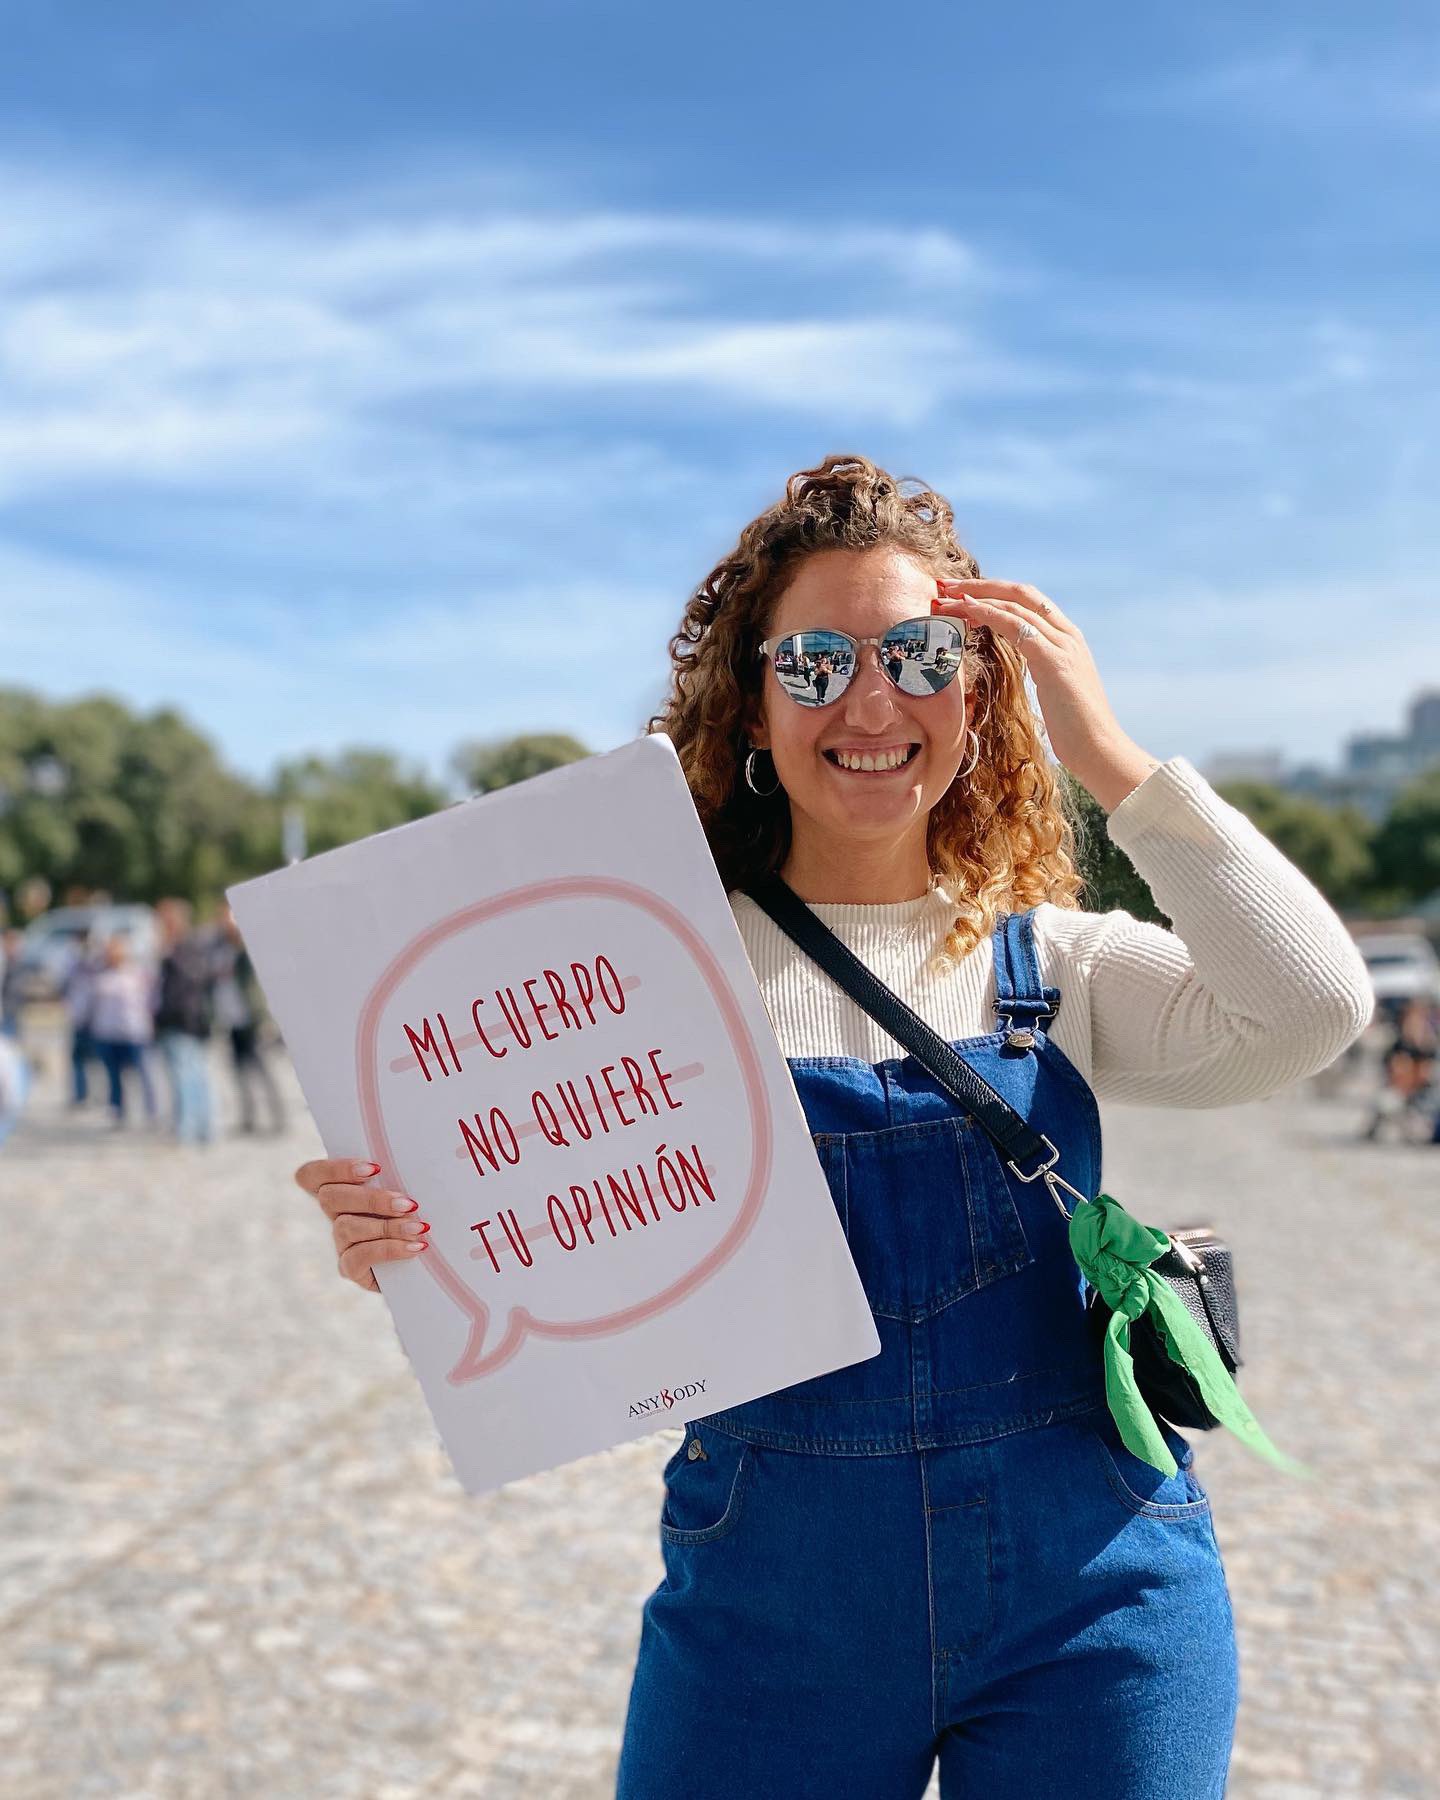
(645, 452, 1088, 967)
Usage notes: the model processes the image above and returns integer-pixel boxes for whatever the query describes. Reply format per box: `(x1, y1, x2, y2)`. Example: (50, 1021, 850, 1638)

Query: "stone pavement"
(1, 1020, 1436, 1799)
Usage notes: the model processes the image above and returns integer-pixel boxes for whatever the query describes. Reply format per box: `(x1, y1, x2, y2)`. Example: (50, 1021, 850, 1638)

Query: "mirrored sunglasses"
(756, 616, 965, 708)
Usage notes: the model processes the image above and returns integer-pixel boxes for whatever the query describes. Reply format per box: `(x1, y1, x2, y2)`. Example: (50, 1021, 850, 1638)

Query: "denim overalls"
(616, 907, 1239, 1800)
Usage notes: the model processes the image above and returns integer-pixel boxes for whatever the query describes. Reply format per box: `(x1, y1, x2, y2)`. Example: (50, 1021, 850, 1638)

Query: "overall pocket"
(659, 1426, 753, 1545)
(1086, 1411, 1212, 1521)
(829, 1114, 1033, 1322)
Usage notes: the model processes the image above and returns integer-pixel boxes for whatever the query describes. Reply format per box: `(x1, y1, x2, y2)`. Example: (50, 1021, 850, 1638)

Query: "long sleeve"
(1083, 755, 1375, 1106)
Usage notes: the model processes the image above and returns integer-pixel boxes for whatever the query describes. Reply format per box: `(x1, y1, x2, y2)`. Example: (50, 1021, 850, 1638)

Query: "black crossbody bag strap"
(743, 872, 1061, 1184)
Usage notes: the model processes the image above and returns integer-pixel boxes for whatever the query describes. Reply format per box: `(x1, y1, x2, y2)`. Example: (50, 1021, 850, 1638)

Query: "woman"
(295, 456, 1373, 1797)
(89, 934, 159, 1128)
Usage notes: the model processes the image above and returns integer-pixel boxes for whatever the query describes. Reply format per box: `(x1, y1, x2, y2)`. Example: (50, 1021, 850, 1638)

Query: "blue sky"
(1, 1, 1437, 784)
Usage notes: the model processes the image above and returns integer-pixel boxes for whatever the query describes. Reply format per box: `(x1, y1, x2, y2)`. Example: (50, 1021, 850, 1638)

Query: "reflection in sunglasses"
(760, 617, 964, 708)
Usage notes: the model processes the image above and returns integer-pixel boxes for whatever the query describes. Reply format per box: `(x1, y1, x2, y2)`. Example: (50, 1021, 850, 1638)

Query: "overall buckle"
(997, 1001, 1058, 1050)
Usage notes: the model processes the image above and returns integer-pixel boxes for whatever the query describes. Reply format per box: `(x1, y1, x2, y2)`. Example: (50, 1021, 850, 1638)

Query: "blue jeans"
(70, 1024, 95, 1104)
(617, 906, 1238, 1797)
(619, 1409, 1236, 1798)
(158, 1031, 213, 1143)
(95, 1039, 157, 1122)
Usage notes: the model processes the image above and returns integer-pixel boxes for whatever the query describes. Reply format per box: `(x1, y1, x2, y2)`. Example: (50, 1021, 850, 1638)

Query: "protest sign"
(228, 733, 880, 1493)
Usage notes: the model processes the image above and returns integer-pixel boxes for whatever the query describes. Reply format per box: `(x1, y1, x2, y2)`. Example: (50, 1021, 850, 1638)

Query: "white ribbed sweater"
(727, 755, 1375, 1107)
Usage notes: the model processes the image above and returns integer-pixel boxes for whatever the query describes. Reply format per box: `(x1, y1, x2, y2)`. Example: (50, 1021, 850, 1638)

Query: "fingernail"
(407, 1240, 429, 1252)
(390, 1195, 419, 1214)
(400, 1218, 429, 1236)
(355, 1161, 381, 1178)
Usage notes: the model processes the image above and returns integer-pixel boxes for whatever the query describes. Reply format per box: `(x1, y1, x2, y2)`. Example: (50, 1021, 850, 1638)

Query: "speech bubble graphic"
(355, 875, 774, 1385)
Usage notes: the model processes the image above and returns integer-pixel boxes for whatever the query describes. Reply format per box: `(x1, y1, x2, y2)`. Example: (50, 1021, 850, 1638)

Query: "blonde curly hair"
(646, 452, 1089, 966)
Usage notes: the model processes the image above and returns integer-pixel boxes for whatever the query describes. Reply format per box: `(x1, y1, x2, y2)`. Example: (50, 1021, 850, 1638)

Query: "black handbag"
(742, 872, 1243, 1433)
(1099, 1227, 1241, 1431)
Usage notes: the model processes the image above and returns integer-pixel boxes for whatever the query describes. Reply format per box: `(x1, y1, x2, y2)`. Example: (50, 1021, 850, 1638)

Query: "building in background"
(1202, 687, 1440, 824)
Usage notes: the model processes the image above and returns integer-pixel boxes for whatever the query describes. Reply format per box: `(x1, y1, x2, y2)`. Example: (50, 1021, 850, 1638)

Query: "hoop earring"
(744, 747, 781, 797)
(954, 727, 981, 782)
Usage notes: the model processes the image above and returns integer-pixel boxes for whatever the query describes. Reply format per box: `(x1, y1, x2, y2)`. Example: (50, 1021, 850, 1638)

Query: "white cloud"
(0, 164, 1037, 507)
(1109, 44, 1440, 123)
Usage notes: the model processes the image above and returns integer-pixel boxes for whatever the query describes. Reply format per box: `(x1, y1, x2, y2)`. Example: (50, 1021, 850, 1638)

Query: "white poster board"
(227, 732, 880, 1494)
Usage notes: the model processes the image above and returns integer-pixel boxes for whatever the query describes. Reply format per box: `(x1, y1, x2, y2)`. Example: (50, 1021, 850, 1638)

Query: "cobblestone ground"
(2, 1019, 1436, 1799)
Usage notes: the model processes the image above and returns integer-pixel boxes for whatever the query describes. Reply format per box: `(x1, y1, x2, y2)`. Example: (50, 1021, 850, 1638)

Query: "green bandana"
(1068, 1192, 1307, 1479)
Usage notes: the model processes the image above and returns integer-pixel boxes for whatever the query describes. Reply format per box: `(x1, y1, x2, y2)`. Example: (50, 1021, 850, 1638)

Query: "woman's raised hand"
(933, 577, 1159, 812)
(293, 1157, 430, 1292)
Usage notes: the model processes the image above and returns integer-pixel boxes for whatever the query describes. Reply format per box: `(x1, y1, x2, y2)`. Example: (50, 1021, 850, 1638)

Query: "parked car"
(11, 904, 160, 1002)
(1355, 931, 1440, 1030)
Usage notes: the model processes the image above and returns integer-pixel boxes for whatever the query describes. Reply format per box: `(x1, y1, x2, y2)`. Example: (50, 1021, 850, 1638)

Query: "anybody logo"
(628, 1378, 707, 1417)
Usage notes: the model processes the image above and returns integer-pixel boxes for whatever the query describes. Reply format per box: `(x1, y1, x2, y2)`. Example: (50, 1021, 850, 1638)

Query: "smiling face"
(750, 546, 973, 891)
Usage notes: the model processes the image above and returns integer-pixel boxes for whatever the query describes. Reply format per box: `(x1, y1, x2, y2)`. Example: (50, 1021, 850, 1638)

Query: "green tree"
(450, 732, 592, 796)
(1061, 766, 1375, 923)
(1370, 765, 1440, 907)
(1061, 772, 1170, 922)
(0, 689, 260, 903)
(0, 691, 459, 906)
(269, 748, 449, 860)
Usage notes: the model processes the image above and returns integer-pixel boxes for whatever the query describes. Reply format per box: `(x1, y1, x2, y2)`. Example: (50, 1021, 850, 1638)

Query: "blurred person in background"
(153, 897, 216, 1146)
(61, 932, 103, 1107)
(89, 934, 158, 1128)
(0, 1024, 28, 1145)
(0, 925, 25, 1039)
(1361, 990, 1440, 1144)
(212, 903, 286, 1136)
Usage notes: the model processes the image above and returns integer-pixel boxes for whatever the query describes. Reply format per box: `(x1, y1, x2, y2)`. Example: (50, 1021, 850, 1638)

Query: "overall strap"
(992, 909, 1062, 1037)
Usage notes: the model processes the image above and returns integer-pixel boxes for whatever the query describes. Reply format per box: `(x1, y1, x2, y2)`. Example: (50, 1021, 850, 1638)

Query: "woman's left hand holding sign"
(294, 1156, 431, 1291)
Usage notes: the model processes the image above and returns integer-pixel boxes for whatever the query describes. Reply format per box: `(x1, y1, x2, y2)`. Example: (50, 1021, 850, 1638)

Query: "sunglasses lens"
(768, 618, 965, 706)
(879, 618, 965, 695)
(769, 629, 855, 707)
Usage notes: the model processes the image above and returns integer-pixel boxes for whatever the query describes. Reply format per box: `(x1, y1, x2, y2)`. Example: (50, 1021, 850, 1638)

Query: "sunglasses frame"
(755, 614, 967, 706)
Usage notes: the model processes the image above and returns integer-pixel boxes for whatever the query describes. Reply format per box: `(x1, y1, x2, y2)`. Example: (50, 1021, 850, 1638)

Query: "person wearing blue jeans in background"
(61, 938, 102, 1106)
(293, 459, 1375, 1796)
(153, 897, 216, 1146)
(88, 935, 158, 1127)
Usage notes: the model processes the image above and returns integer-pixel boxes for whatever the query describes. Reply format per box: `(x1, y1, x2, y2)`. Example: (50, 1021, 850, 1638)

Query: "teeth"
(832, 746, 913, 771)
